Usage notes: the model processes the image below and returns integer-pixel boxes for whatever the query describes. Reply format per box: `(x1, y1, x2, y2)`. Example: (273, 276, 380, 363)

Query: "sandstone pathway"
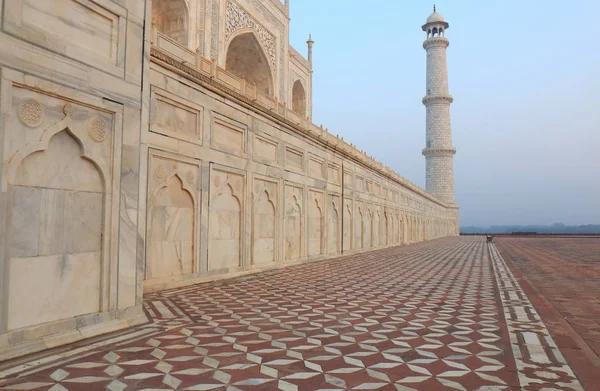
(0, 237, 585, 390)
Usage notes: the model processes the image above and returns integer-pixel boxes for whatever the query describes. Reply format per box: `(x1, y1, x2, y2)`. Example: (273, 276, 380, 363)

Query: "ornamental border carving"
(226, 0, 276, 69)
(238, 0, 285, 98)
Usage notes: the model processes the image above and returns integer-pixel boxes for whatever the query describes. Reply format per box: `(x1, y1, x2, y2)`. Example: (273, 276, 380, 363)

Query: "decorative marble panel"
(209, 166, 245, 270)
(252, 177, 277, 265)
(253, 133, 278, 164)
(355, 204, 364, 250)
(284, 184, 303, 260)
(3, 0, 127, 76)
(145, 150, 200, 281)
(4, 85, 117, 331)
(285, 146, 304, 173)
(308, 190, 324, 257)
(328, 163, 340, 185)
(364, 208, 373, 248)
(327, 195, 340, 255)
(211, 113, 247, 157)
(151, 89, 203, 145)
(343, 199, 352, 252)
(343, 171, 353, 188)
(308, 155, 324, 180)
(373, 207, 380, 247)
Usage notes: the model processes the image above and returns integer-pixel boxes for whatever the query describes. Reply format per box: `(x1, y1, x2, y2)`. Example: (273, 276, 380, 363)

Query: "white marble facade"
(0, 0, 459, 361)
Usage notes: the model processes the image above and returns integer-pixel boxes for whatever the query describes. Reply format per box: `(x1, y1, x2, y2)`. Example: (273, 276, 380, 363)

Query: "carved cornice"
(422, 95, 453, 105)
(423, 37, 449, 49)
(150, 47, 457, 210)
(422, 147, 457, 157)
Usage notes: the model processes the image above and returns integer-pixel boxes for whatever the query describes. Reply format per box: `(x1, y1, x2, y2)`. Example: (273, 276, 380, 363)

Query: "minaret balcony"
(422, 95, 454, 105)
(423, 37, 449, 49)
(422, 147, 457, 157)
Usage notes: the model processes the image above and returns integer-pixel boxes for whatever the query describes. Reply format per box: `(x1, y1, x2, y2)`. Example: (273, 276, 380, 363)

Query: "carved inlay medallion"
(155, 165, 166, 179)
(63, 103, 74, 117)
(18, 99, 44, 127)
(88, 117, 108, 142)
(186, 171, 195, 184)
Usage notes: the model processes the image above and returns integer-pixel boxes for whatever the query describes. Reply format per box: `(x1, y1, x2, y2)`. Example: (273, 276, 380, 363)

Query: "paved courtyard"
(0, 237, 590, 390)
(495, 237, 600, 389)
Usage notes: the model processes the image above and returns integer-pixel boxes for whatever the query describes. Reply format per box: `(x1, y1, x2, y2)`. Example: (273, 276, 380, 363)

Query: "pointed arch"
(285, 193, 302, 260)
(253, 189, 276, 264)
(7, 129, 106, 330)
(292, 80, 307, 117)
(152, 0, 189, 46)
(210, 182, 242, 269)
(226, 30, 274, 96)
(309, 198, 324, 256)
(328, 201, 340, 254)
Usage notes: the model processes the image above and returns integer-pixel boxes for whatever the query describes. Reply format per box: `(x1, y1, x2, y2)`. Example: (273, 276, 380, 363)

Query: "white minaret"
(422, 5, 456, 204)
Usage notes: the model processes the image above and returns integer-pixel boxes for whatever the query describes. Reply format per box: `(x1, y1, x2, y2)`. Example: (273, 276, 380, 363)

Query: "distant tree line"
(460, 223, 600, 234)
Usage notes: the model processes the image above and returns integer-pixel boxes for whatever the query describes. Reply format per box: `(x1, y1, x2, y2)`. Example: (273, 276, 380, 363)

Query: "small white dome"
(426, 12, 445, 24)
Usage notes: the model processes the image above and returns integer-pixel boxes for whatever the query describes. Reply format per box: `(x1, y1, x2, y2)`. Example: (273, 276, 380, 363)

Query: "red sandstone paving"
(1, 237, 591, 390)
(495, 237, 600, 389)
(0, 238, 522, 391)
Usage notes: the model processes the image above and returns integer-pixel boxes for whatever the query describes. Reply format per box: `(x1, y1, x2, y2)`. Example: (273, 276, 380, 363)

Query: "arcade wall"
(142, 45, 459, 293)
(0, 0, 459, 362)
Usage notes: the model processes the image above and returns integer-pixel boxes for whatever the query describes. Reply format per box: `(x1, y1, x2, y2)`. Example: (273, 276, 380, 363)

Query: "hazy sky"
(287, 1, 600, 227)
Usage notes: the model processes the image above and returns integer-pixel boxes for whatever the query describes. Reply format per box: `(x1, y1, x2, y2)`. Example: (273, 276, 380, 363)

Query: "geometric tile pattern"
(0, 237, 583, 390)
(489, 243, 584, 390)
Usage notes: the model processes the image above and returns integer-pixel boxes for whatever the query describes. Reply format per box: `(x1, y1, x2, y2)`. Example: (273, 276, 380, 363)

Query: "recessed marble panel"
(308, 191, 323, 256)
(285, 147, 304, 173)
(151, 89, 203, 144)
(284, 185, 303, 260)
(3, 0, 127, 75)
(253, 134, 278, 164)
(252, 179, 277, 265)
(146, 151, 199, 280)
(308, 155, 324, 180)
(8, 252, 101, 331)
(209, 167, 244, 270)
(211, 115, 247, 157)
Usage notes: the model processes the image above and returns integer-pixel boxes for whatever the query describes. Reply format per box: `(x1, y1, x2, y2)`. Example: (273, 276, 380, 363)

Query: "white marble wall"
(140, 56, 459, 293)
(0, 0, 147, 361)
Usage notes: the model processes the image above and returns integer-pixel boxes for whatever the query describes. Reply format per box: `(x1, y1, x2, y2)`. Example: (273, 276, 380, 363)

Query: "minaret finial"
(307, 33, 314, 66)
(433, 4, 436, 12)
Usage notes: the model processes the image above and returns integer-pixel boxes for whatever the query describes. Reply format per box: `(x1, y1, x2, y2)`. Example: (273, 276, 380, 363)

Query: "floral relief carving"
(186, 171, 195, 184)
(88, 117, 108, 142)
(226, 0, 276, 69)
(155, 164, 166, 179)
(18, 99, 44, 127)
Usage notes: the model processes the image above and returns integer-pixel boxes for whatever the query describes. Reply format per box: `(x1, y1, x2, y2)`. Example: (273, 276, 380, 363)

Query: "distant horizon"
(288, 1, 600, 227)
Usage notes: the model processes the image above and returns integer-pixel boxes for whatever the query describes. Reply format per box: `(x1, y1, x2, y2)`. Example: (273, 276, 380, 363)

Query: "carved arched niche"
(253, 186, 276, 265)
(328, 201, 339, 255)
(343, 202, 352, 252)
(308, 198, 323, 257)
(209, 169, 244, 270)
(284, 186, 302, 260)
(147, 173, 195, 280)
(226, 31, 274, 96)
(152, 0, 189, 46)
(292, 80, 307, 117)
(6, 118, 109, 331)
